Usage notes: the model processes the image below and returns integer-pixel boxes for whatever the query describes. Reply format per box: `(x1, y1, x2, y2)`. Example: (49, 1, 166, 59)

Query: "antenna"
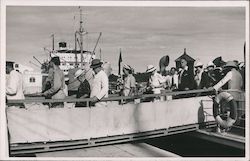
(29, 61, 41, 68)
(33, 56, 42, 65)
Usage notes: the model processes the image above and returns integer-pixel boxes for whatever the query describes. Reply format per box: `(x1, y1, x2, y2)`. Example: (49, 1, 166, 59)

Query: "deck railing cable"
(7, 88, 215, 105)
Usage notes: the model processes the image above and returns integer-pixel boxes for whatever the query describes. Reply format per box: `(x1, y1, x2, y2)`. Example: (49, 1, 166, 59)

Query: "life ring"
(212, 91, 237, 129)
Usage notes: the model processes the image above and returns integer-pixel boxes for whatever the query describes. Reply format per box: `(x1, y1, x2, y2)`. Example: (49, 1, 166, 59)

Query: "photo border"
(0, 0, 249, 160)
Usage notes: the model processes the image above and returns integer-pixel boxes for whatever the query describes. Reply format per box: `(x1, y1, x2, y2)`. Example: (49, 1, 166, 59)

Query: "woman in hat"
(90, 59, 109, 107)
(41, 56, 66, 107)
(146, 65, 166, 95)
(122, 64, 136, 96)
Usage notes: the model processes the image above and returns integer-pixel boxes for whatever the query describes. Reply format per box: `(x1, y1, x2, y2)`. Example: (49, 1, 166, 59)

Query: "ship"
(44, 7, 102, 78)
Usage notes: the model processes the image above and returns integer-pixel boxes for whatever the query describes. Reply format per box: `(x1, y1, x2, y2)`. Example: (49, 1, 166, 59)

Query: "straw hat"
(146, 65, 157, 73)
(74, 69, 84, 79)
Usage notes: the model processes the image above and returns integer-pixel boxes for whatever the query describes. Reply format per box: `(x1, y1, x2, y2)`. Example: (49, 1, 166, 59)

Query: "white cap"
(194, 61, 203, 67)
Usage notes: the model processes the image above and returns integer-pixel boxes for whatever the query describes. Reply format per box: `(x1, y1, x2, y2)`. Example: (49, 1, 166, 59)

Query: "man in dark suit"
(178, 58, 195, 91)
(194, 61, 210, 89)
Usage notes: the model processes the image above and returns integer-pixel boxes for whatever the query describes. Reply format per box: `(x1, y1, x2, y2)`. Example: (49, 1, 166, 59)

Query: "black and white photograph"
(0, 0, 249, 160)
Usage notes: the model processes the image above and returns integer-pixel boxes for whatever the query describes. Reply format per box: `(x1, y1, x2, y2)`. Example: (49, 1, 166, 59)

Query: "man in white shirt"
(6, 61, 25, 107)
(90, 59, 109, 107)
(212, 61, 243, 92)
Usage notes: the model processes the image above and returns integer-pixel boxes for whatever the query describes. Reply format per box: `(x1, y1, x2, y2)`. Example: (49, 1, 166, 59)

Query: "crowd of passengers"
(6, 55, 245, 108)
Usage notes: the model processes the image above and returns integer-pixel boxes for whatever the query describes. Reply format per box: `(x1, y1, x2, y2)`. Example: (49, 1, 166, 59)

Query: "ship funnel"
(59, 42, 67, 50)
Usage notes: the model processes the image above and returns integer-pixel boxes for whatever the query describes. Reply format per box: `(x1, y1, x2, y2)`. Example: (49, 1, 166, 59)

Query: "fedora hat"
(213, 56, 226, 67)
(90, 59, 103, 68)
(74, 69, 84, 79)
(224, 61, 237, 68)
(146, 65, 156, 73)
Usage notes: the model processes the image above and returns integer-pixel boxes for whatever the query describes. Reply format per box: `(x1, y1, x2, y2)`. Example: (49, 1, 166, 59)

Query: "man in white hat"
(211, 61, 243, 92)
(74, 69, 91, 107)
(194, 60, 209, 89)
(207, 61, 215, 70)
(90, 59, 109, 107)
(123, 64, 136, 96)
(205, 61, 220, 87)
(146, 65, 166, 95)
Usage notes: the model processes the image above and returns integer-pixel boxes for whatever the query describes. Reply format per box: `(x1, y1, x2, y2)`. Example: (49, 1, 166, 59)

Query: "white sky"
(6, 6, 245, 73)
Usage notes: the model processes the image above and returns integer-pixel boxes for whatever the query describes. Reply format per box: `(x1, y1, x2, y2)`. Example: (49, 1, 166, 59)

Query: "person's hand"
(92, 96, 99, 103)
(184, 88, 189, 90)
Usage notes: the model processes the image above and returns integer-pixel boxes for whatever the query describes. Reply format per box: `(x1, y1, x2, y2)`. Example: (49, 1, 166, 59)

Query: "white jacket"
(90, 70, 109, 100)
(6, 70, 24, 100)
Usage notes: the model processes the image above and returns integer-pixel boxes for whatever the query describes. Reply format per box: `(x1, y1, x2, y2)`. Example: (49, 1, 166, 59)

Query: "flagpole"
(118, 48, 122, 76)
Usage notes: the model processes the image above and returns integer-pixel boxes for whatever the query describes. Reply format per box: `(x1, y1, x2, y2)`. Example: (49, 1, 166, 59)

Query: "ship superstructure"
(48, 7, 100, 77)
(50, 42, 94, 76)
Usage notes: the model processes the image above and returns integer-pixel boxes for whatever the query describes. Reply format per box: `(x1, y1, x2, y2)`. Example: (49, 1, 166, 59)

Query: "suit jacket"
(195, 71, 210, 89)
(178, 68, 195, 91)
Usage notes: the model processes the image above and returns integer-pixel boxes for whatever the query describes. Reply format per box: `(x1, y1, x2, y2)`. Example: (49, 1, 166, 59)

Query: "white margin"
(0, 0, 249, 161)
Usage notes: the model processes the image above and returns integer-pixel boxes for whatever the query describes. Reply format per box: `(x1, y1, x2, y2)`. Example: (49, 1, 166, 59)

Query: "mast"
(74, 32, 78, 67)
(79, 7, 84, 67)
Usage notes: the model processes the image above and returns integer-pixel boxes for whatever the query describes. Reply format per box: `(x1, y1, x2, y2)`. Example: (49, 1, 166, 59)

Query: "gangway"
(6, 89, 245, 156)
(190, 129, 245, 150)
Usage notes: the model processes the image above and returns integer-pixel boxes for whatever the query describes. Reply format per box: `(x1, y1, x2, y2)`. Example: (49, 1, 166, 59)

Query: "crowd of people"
(5, 55, 245, 135)
(120, 57, 244, 98)
(6, 55, 245, 108)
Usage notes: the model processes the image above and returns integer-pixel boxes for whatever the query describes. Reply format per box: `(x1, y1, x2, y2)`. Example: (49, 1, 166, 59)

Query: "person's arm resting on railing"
(213, 71, 232, 91)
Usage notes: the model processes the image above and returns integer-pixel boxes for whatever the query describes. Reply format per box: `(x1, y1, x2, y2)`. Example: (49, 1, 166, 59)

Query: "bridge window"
(29, 77, 36, 83)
